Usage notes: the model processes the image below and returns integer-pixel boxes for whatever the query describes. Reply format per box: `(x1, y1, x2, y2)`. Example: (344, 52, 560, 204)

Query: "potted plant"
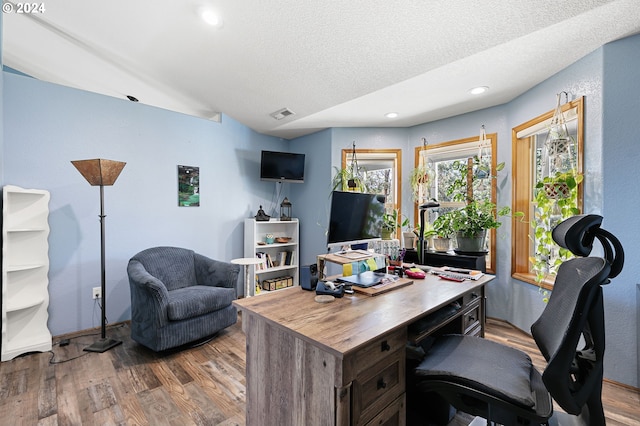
(401, 220, 417, 249)
(447, 200, 512, 252)
(409, 163, 434, 202)
(381, 209, 408, 240)
(432, 213, 455, 252)
(530, 170, 583, 284)
(331, 166, 367, 192)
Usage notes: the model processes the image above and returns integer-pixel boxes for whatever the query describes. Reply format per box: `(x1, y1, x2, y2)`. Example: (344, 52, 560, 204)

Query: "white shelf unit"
(2, 185, 52, 361)
(244, 218, 299, 296)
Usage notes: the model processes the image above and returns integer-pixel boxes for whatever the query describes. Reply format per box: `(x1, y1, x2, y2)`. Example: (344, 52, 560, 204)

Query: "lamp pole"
(71, 158, 126, 353)
(84, 183, 122, 352)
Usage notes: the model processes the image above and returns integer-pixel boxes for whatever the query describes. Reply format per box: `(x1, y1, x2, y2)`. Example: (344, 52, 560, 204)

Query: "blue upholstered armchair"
(127, 246, 240, 351)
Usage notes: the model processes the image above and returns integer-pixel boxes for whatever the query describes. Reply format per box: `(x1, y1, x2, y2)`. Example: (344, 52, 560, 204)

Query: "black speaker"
(300, 264, 318, 291)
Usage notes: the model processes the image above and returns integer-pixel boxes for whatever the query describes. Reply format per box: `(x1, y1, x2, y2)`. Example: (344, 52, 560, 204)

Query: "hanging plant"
(529, 93, 583, 298)
(331, 166, 367, 193)
(530, 170, 583, 288)
(331, 142, 367, 193)
(409, 164, 434, 202)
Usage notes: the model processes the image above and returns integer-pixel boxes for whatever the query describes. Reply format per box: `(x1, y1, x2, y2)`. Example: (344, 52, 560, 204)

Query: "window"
(511, 97, 584, 289)
(414, 134, 498, 273)
(342, 149, 402, 236)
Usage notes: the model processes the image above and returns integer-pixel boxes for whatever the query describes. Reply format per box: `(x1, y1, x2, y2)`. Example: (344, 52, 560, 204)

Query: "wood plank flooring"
(0, 317, 638, 425)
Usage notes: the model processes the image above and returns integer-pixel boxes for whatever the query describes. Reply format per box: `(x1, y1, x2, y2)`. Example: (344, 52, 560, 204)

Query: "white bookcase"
(244, 218, 299, 296)
(2, 185, 52, 361)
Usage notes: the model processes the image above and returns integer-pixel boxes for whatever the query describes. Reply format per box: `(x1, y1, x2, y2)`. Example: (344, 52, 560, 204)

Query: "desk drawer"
(364, 393, 405, 426)
(352, 349, 405, 425)
(463, 300, 481, 335)
(353, 328, 406, 375)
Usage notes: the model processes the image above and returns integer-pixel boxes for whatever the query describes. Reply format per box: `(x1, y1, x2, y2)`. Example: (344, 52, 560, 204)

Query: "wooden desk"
(233, 273, 494, 425)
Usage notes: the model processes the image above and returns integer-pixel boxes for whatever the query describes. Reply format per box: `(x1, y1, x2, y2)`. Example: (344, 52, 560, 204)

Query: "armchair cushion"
(167, 285, 236, 321)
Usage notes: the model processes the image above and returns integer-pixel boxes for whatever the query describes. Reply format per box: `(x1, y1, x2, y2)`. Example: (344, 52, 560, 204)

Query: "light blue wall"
(2, 72, 288, 335)
(286, 129, 333, 266)
(601, 34, 640, 386)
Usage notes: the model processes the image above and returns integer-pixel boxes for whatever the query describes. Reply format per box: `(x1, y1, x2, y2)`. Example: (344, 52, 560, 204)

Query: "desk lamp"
(71, 158, 126, 353)
(418, 199, 440, 264)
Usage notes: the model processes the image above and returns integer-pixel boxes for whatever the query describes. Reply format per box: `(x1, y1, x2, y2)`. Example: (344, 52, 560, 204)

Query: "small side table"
(231, 257, 263, 298)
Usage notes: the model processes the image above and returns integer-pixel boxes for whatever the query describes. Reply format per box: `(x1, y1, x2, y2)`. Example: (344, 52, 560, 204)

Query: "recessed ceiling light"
(385, 112, 399, 118)
(469, 86, 489, 95)
(200, 9, 223, 27)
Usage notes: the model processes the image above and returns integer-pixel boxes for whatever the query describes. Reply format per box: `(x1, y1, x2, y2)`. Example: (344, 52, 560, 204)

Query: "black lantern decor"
(280, 197, 292, 221)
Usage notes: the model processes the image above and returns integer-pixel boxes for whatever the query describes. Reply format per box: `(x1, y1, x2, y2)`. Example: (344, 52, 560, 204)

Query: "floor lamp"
(71, 158, 126, 353)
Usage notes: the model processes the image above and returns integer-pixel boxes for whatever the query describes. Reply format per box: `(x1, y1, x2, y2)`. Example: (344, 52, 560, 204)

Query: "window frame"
(511, 96, 584, 288)
(341, 148, 403, 239)
(414, 134, 498, 273)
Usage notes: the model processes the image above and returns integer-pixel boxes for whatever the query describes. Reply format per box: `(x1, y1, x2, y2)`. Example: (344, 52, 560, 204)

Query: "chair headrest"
(552, 214, 624, 278)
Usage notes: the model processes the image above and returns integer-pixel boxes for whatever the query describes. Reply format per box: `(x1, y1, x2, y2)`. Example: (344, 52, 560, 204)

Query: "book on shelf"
(255, 252, 273, 269)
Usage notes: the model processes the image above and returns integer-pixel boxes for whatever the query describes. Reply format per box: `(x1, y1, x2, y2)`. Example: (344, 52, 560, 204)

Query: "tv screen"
(260, 150, 305, 183)
(327, 191, 386, 248)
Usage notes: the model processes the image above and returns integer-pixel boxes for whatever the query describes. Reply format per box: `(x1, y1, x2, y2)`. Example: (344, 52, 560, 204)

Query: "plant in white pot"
(432, 213, 455, 252)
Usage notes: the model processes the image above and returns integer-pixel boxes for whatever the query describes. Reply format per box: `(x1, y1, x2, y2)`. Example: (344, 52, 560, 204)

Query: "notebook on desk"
(337, 271, 397, 288)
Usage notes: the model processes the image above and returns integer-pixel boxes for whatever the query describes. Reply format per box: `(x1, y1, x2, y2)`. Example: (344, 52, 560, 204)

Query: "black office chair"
(412, 214, 624, 425)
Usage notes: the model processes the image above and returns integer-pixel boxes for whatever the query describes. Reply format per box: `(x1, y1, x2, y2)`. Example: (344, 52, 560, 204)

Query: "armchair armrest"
(194, 253, 241, 290)
(127, 259, 171, 326)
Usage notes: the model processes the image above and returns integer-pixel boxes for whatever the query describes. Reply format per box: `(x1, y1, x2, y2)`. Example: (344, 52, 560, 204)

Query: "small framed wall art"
(178, 165, 199, 207)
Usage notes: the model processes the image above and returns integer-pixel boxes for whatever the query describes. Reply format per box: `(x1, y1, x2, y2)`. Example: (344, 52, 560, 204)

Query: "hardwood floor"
(0, 317, 638, 425)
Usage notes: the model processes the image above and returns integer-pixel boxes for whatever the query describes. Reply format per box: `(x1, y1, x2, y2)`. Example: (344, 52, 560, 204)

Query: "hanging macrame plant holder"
(476, 125, 492, 180)
(543, 182, 571, 199)
(347, 141, 363, 190)
(543, 92, 576, 177)
(411, 138, 435, 202)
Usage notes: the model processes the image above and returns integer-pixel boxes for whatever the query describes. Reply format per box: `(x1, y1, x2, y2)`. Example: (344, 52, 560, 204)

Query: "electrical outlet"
(92, 287, 102, 299)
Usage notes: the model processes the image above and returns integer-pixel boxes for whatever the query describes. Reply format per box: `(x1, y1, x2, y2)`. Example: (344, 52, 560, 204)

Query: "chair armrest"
(127, 260, 171, 326)
(194, 253, 241, 290)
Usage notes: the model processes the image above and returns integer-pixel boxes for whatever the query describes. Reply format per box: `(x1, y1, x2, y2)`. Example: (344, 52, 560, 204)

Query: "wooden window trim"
(414, 134, 498, 274)
(511, 97, 584, 289)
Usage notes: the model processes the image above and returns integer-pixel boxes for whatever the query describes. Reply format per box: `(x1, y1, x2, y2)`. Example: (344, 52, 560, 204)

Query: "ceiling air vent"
(270, 108, 295, 120)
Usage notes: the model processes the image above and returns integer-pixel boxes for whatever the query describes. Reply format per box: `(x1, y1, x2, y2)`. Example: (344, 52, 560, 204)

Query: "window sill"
(511, 272, 555, 291)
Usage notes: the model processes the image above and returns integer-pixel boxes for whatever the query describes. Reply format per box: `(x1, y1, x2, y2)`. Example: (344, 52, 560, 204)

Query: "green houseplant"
(530, 170, 583, 285)
(381, 209, 409, 240)
(331, 166, 367, 193)
(440, 156, 515, 252)
(448, 200, 512, 252)
(409, 163, 434, 202)
(432, 212, 455, 251)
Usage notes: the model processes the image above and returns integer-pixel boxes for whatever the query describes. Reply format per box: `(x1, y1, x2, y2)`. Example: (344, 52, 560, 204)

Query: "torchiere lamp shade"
(71, 159, 126, 186)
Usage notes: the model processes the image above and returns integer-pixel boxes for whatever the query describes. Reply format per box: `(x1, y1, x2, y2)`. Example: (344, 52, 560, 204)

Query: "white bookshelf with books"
(243, 218, 299, 296)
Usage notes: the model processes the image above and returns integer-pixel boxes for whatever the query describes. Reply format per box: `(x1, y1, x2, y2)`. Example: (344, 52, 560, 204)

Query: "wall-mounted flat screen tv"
(260, 150, 305, 183)
(327, 191, 386, 248)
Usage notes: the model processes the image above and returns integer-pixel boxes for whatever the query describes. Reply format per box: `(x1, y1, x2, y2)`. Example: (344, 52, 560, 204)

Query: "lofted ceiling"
(3, 0, 640, 140)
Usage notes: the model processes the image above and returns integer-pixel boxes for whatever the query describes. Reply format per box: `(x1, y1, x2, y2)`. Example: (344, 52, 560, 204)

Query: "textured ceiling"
(3, 0, 640, 139)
